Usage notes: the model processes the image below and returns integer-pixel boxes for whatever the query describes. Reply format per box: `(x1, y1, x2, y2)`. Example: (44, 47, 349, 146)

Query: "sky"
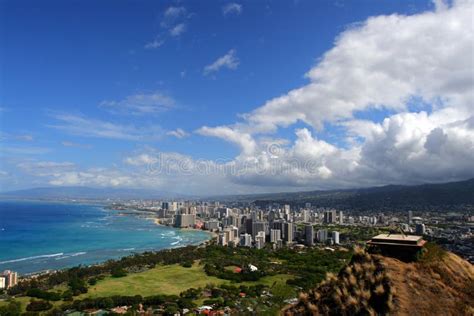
(0, 0, 473, 195)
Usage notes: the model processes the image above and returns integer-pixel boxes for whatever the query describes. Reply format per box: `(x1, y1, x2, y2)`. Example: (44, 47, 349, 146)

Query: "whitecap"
(0, 253, 64, 265)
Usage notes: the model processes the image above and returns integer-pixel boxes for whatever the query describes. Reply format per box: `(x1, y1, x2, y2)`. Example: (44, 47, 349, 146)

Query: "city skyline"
(1, 0, 473, 195)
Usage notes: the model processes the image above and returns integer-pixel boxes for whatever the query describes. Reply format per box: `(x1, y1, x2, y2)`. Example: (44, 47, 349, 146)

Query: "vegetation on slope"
(283, 243, 474, 316)
(1, 244, 351, 314)
(283, 246, 393, 316)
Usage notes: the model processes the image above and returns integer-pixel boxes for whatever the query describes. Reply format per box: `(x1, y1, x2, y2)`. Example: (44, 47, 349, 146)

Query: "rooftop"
(371, 234, 422, 242)
(368, 234, 426, 247)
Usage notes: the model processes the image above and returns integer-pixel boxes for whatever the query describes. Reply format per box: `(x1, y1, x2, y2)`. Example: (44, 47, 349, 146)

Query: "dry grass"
(283, 246, 393, 315)
(283, 244, 474, 316)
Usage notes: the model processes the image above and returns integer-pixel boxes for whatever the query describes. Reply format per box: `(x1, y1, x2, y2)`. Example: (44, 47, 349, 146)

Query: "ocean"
(0, 200, 211, 274)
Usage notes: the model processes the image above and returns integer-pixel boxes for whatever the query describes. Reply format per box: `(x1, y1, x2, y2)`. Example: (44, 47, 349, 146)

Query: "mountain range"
(1, 178, 473, 210)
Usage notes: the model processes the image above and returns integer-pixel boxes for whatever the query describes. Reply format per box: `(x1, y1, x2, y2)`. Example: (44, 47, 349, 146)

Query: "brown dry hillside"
(283, 245, 474, 316)
(383, 251, 474, 316)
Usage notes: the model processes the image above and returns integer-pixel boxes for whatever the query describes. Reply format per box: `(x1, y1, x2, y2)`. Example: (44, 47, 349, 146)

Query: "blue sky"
(1, 0, 473, 194)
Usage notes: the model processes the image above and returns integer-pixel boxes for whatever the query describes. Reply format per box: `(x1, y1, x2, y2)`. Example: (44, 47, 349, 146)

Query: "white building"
(240, 233, 252, 247)
(332, 231, 340, 244)
(317, 229, 328, 243)
(270, 229, 281, 243)
(255, 231, 266, 249)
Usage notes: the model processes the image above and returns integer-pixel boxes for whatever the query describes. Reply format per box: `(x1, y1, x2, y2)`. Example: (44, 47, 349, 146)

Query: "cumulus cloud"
(13, 1, 474, 194)
(222, 3, 242, 16)
(203, 49, 239, 75)
(220, 0, 472, 133)
(99, 91, 175, 115)
(197, 125, 256, 156)
(195, 0, 474, 190)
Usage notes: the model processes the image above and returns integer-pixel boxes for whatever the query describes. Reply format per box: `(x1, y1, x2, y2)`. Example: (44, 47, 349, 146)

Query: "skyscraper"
(332, 231, 340, 244)
(270, 229, 281, 243)
(305, 224, 314, 246)
(317, 229, 328, 243)
(283, 222, 294, 244)
(324, 210, 336, 224)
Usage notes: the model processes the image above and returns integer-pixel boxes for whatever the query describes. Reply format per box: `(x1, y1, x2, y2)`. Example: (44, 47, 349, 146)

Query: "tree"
(26, 300, 53, 312)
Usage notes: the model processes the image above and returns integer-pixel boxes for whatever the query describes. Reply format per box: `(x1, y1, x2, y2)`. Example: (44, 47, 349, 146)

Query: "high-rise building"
(305, 224, 314, 246)
(324, 210, 337, 224)
(270, 229, 281, 243)
(255, 231, 266, 249)
(283, 222, 294, 244)
(252, 221, 267, 238)
(0, 276, 5, 290)
(415, 223, 426, 235)
(302, 210, 310, 223)
(240, 233, 252, 247)
(332, 231, 340, 244)
(204, 219, 219, 231)
(408, 210, 413, 224)
(339, 211, 344, 225)
(317, 229, 328, 243)
(2, 270, 18, 289)
(174, 214, 195, 228)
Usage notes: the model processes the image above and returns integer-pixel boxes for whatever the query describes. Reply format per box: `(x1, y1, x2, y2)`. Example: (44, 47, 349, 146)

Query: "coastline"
(150, 217, 218, 242)
(0, 201, 213, 277)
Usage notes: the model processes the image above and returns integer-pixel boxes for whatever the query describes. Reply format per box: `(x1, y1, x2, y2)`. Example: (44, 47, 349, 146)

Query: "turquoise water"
(0, 200, 210, 274)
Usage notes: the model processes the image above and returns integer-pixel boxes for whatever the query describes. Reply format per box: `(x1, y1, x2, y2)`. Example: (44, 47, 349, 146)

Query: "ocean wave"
(119, 248, 135, 251)
(0, 253, 64, 265)
(55, 252, 87, 260)
(171, 241, 180, 245)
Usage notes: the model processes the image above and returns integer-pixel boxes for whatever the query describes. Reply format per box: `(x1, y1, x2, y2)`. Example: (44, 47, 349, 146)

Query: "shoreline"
(150, 217, 218, 240)
(3, 204, 214, 278)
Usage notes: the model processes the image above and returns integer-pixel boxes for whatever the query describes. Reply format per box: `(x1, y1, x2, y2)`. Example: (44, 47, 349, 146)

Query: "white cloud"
(15, 134, 34, 142)
(197, 125, 256, 156)
(203, 49, 239, 75)
(222, 3, 242, 16)
(0, 146, 51, 155)
(144, 38, 164, 49)
(99, 91, 175, 115)
(10, 1, 474, 194)
(164, 6, 186, 18)
(61, 141, 92, 149)
(166, 128, 189, 139)
(49, 114, 164, 141)
(169, 23, 186, 37)
(195, 0, 474, 190)
(124, 154, 158, 166)
(228, 0, 473, 133)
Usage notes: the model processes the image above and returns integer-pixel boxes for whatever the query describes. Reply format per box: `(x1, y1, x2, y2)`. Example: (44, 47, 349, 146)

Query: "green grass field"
(81, 263, 225, 298)
(81, 263, 293, 298)
(0, 262, 294, 312)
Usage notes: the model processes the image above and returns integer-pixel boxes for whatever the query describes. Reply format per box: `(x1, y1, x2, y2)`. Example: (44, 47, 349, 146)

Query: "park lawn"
(81, 263, 226, 298)
(1, 264, 295, 311)
(81, 263, 294, 299)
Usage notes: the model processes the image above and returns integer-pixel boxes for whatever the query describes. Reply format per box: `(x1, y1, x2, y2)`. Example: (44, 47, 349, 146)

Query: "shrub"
(26, 300, 53, 312)
(111, 267, 127, 278)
